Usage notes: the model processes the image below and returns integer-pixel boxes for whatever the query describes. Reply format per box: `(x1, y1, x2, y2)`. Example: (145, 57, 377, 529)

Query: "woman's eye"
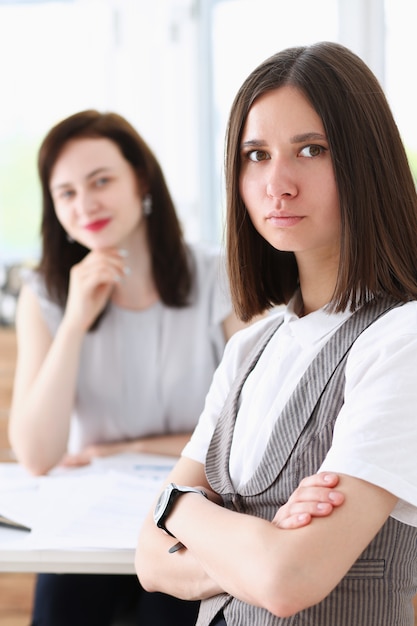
(60, 189, 75, 200)
(299, 144, 325, 158)
(247, 150, 269, 162)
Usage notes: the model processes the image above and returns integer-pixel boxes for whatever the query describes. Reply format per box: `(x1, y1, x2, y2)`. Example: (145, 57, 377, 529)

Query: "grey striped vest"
(198, 298, 417, 626)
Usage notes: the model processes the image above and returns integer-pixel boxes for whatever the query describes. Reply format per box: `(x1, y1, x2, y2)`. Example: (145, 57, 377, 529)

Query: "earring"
(66, 233, 74, 243)
(142, 193, 153, 216)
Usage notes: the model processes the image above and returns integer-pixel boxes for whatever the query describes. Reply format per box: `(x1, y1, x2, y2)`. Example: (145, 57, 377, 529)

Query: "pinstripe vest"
(198, 298, 417, 626)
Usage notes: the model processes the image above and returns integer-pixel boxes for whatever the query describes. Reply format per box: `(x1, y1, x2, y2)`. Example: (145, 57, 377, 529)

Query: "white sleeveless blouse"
(25, 245, 232, 453)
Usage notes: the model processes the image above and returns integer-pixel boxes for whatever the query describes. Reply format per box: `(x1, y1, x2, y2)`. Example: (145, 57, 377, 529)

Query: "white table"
(0, 532, 135, 574)
(0, 453, 175, 574)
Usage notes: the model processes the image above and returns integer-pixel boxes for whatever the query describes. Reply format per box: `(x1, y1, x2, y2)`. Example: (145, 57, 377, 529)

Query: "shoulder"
(185, 243, 232, 323)
(20, 268, 48, 300)
(19, 268, 63, 333)
(222, 308, 284, 368)
(344, 299, 417, 387)
(352, 300, 417, 351)
(187, 242, 226, 279)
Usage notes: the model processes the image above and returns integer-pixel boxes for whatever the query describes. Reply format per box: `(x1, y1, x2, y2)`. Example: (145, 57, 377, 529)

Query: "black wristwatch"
(154, 482, 207, 537)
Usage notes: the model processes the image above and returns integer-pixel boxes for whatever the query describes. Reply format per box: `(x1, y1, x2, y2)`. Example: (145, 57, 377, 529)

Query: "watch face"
(154, 485, 173, 525)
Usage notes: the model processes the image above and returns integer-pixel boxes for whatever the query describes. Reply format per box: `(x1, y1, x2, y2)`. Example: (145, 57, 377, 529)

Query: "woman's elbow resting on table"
(74, 433, 193, 461)
(9, 430, 66, 476)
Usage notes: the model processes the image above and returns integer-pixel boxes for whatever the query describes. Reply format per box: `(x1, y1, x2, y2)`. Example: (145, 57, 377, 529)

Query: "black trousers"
(31, 573, 200, 626)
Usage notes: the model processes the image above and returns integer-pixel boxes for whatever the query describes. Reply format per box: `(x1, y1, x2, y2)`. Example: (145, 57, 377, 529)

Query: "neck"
(111, 229, 159, 311)
(296, 252, 339, 316)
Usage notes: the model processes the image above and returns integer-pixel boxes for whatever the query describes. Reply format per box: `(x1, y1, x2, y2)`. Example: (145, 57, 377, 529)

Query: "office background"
(0, 0, 415, 322)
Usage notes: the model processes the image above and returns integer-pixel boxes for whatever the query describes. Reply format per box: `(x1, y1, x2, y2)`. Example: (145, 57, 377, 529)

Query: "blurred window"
(205, 0, 338, 241)
(0, 0, 413, 279)
(384, 0, 417, 181)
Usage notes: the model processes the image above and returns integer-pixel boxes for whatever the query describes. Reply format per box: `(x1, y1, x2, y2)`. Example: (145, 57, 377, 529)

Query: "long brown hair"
(37, 110, 192, 312)
(225, 42, 417, 320)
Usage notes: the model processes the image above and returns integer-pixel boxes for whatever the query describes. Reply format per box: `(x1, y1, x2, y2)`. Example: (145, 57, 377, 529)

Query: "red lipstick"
(84, 218, 111, 232)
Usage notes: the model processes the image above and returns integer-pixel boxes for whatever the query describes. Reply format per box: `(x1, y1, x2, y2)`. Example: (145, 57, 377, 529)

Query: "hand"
(59, 441, 131, 469)
(272, 472, 345, 529)
(64, 248, 128, 332)
(59, 451, 92, 468)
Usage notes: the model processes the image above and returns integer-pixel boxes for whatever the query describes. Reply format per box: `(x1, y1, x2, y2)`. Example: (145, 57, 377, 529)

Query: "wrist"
(154, 483, 208, 538)
(59, 315, 87, 340)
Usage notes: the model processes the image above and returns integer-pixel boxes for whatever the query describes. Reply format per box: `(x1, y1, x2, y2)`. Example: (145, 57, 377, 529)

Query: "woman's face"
(239, 86, 341, 267)
(49, 137, 146, 250)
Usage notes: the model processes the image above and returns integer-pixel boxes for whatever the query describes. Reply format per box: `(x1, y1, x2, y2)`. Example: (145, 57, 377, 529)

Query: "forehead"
(50, 137, 127, 184)
(242, 86, 324, 139)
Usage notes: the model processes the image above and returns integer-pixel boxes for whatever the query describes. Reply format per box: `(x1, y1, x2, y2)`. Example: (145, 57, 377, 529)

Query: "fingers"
(59, 452, 91, 468)
(65, 249, 130, 330)
(297, 472, 340, 489)
(273, 513, 312, 530)
(288, 486, 344, 507)
(271, 472, 345, 530)
(73, 248, 129, 289)
(272, 499, 334, 529)
(288, 473, 344, 507)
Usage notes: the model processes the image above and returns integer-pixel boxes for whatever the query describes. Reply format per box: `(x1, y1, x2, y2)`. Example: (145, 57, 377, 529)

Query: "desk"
(0, 536, 135, 574)
(0, 453, 175, 575)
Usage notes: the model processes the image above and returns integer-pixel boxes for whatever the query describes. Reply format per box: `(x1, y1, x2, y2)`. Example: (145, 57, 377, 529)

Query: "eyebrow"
(50, 167, 112, 191)
(241, 132, 327, 150)
(290, 132, 327, 144)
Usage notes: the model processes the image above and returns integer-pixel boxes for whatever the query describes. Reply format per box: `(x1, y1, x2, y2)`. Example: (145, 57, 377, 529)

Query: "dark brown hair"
(37, 109, 192, 313)
(225, 41, 417, 320)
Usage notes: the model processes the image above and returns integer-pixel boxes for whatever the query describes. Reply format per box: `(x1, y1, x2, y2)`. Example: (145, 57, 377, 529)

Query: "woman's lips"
(84, 218, 111, 232)
(266, 214, 303, 227)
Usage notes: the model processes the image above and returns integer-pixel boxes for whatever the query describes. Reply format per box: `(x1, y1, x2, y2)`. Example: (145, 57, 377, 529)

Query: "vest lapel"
(207, 297, 402, 497)
(206, 319, 283, 494)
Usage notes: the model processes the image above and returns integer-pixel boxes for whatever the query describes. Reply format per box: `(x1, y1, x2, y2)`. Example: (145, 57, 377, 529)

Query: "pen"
(168, 541, 184, 553)
(0, 519, 31, 532)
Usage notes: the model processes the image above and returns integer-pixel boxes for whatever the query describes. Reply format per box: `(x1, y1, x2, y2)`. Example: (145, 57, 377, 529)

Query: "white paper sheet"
(0, 453, 175, 550)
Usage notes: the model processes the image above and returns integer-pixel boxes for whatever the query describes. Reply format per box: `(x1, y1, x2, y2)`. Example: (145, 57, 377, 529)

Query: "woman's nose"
(76, 191, 100, 216)
(266, 159, 298, 199)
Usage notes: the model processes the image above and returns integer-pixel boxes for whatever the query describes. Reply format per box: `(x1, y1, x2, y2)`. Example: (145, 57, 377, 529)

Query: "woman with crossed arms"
(136, 42, 417, 626)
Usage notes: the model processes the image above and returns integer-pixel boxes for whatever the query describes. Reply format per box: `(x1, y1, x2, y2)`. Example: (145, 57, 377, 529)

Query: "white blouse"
(183, 297, 417, 526)
(25, 244, 233, 453)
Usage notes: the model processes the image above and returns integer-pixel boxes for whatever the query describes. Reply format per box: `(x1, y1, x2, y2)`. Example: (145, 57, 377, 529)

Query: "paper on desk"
(25, 470, 165, 549)
(0, 466, 40, 529)
(0, 455, 174, 550)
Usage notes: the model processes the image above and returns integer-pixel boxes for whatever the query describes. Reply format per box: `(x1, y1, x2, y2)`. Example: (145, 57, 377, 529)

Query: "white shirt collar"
(283, 292, 352, 350)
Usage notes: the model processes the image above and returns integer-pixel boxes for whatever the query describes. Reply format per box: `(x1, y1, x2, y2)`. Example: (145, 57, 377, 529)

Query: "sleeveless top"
(23, 244, 232, 453)
(198, 297, 417, 626)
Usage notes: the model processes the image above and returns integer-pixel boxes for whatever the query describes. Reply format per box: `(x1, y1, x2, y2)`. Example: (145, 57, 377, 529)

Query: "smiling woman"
(7, 109, 247, 626)
(49, 138, 150, 273)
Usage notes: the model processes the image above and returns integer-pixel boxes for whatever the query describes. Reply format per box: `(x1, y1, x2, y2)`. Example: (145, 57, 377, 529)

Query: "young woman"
(136, 42, 417, 626)
(9, 110, 246, 626)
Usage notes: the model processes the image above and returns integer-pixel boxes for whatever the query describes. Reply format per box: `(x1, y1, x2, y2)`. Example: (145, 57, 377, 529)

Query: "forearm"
(137, 491, 282, 606)
(136, 513, 223, 600)
(136, 457, 224, 599)
(9, 320, 84, 474)
(162, 477, 397, 617)
(130, 433, 192, 457)
(166, 493, 287, 610)
(69, 433, 194, 465)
